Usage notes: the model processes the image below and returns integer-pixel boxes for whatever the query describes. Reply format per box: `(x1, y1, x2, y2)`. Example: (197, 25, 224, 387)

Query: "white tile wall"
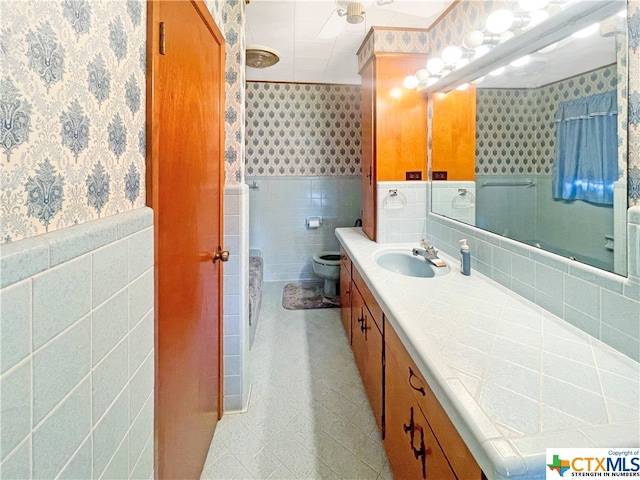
(223, 185, 250, 413)
(422, 185, 640, 361)
(0, 208, 154, 479)
(248, 176, 361, 282)
(431, 181, 476, 226)
(376, 181, 428, 243)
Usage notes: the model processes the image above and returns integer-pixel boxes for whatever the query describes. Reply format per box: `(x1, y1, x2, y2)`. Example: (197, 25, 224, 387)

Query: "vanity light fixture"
(462, 30, 502, 49)
(489, 66, 505, 76)
(441, 45, 463, 64)
(456, 83, 469, 91)
(416, 69, 429, 82)
(486, 9, 531, 34)
(426, 57, 445, 74)
(403, 75, 419, 89)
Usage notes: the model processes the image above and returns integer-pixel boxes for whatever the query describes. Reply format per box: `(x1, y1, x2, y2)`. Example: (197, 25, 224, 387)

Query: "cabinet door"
(360, 60, 376, 241)
(385, 351, 456, 480)
(375, 54, 428, 182)
(339, 250, 352, 343)
(386, 321, 483, 480)
(351, 285, 383, 430)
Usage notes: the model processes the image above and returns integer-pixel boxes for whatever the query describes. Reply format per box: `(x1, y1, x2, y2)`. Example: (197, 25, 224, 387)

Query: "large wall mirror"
(428, 0, 628, 276)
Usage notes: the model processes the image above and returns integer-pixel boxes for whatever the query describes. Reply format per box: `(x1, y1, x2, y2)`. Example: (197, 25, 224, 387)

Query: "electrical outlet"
(406, 171, 422, 180)
(432, 171, 448, 180)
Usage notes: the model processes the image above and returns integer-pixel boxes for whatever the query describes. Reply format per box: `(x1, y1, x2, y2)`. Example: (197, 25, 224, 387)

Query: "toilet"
(312, 251, 341, 297)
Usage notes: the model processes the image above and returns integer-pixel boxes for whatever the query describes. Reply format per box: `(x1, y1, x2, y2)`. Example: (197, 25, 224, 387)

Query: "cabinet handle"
(404, 407, 428, 479)
(408, 367, 426, 396)
(360, 316, 368, 333)
(413, 425, 429, 479)
(366, 166, 372, 185)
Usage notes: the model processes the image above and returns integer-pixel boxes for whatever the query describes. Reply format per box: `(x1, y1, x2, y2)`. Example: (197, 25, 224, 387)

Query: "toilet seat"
(313, 251, 341, 266)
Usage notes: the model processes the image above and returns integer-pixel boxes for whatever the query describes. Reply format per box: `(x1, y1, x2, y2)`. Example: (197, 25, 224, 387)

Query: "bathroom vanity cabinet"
(339, 250, 484, 479)
(351, 267, 384, 432)
(385, 319, 484, 480)
(358, 51, 429, 241)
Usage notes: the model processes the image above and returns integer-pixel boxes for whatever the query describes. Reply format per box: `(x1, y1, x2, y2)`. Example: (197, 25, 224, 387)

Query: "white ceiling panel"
(246, 0, 455, 84)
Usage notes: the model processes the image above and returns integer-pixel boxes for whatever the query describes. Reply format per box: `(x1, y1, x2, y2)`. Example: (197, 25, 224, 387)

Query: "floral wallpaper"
(245, 82, 362, 176)
(0, 0, 146, 244)
(224, 0, 246, 186)
(476, 65, 618, 175)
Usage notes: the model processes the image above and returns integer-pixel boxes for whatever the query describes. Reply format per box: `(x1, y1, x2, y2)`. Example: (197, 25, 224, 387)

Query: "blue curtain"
(552, 90, 618, 205)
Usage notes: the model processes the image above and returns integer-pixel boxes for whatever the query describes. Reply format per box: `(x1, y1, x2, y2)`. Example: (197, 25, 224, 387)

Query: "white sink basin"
(374, 249, 449, 278)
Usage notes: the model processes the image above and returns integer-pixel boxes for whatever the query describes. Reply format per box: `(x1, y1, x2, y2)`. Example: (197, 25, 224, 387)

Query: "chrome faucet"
(412, 239, 446, 267)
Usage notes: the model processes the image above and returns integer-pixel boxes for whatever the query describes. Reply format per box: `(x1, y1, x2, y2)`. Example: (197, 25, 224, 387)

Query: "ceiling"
(244, 0, 455, 85)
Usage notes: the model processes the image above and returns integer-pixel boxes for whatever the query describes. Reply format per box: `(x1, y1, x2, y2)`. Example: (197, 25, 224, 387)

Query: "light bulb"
(426, 57, 444, 74)
(415, 69, 429, 82)
(441, 45, 462, 64)
(486, 9, 514, 34)
(572, 23, 598, 38)
(403, 75, 419, 89)
(517, 0, 549, 12)
(489, 66, 505, 76)
(463, 30, 485, 49)
(456, 83, 469, 91)
(510, 55, 530, 67)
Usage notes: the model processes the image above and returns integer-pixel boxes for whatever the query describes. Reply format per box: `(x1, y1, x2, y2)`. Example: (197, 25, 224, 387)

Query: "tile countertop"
(336, 228, 640, 480)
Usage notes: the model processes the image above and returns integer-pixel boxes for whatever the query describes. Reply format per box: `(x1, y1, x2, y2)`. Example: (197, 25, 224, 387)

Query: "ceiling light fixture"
(345, 2, 364, 24)
(246, 45, 280, 68)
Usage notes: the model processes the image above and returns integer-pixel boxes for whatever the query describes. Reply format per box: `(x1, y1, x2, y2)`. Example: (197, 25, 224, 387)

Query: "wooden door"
(360, 60, 376, 241)
(147, 1, 226, 478)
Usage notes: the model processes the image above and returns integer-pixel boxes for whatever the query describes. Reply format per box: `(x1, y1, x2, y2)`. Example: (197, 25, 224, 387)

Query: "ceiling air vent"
(246, 45, 280, 69)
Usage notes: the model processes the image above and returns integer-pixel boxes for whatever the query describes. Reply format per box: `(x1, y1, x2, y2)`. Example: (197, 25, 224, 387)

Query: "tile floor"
(201, 282, 391, 480)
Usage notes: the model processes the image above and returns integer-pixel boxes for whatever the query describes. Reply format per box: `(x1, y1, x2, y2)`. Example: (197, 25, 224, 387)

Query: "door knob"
(199, 248, 230, 263)
(212, 248, 230, 263)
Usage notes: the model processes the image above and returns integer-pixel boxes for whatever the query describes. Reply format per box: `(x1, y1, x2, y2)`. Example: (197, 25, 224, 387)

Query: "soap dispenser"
(460, 239, 471, 276)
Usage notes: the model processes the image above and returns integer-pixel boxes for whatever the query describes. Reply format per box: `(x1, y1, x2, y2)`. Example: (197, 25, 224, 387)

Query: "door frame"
(146, 0, 226, 471)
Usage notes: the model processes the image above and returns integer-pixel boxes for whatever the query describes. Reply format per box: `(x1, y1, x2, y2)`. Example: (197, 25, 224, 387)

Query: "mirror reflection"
(430, 6, 627, 275)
